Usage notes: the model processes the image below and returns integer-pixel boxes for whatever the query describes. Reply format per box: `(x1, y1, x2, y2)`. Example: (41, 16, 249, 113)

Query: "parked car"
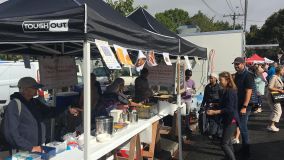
(0, 61, 40, 107)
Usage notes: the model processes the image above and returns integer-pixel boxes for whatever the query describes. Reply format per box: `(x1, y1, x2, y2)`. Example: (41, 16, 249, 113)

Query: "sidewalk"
(182, 100, 284, 160)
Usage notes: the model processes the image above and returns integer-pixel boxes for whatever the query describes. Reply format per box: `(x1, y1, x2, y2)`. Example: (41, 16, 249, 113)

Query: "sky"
(134, 0, 284, 31)
(0, 0, 283, 31)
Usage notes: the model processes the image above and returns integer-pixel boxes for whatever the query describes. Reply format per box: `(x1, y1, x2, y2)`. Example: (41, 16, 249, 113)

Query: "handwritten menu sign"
(39, 56, 77, 90)
(145, 63, 175, 86)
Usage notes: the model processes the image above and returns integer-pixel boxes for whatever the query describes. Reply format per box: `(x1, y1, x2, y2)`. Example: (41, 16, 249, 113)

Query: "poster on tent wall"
(135, 50, 147, 71)
(38, 56, 77, 90)
(163, 53, 172, 66)
(113, 44, 133, 66)
(95, 40, 121, 70)
(146, 50, 158, 67)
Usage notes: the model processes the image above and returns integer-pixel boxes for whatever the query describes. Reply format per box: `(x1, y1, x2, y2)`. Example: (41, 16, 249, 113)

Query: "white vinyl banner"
(135, 50, 147, 72)
(38, 56, 77, 90)
(184, 56, 192, 70)
(95, 40, 121, 70)
(146, 50, 158, 67)
(162, 52, 172, 66)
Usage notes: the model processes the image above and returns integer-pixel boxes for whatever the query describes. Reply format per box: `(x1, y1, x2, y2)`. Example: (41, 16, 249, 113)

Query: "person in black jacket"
(201, 73, 222, 139)
(207, 72, 240, 160)
(3, 77, 79, 152)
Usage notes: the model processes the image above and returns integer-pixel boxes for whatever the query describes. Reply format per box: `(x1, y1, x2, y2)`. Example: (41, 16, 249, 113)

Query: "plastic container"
(46, 141, 67, 154)
(55, 92, 79, 109)
(40, 146, 56, 160)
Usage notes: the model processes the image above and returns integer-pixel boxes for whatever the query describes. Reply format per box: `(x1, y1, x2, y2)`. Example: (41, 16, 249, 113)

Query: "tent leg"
(177, 56, 183, 160)
(83, 41, 91, 160)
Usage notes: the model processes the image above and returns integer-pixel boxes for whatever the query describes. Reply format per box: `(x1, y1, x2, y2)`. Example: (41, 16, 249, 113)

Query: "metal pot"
(95, 116, 113, 136)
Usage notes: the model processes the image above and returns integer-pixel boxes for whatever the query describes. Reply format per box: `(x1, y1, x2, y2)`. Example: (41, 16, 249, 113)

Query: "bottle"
(122, 109, 129, 122)
(130, 108, 138, 123)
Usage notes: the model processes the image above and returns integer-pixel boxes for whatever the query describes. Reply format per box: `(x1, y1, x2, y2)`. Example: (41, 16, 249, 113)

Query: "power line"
(239, 0, 244, 13)
(225, 0, 235, 13)
(200, 0, 222, 16)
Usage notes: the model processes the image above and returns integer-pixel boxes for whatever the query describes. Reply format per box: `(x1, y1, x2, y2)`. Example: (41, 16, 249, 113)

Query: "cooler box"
(55, 92, 80, 109)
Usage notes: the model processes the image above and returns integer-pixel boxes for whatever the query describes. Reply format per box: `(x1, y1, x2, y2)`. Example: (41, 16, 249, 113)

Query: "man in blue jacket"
(3, 77, 79, 152)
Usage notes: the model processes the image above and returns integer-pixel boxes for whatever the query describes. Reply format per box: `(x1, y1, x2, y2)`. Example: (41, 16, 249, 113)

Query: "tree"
(190, 11, 217, 32)
(245, 9, 284, 60)
(260, 9, 284, 50)
(155, 9, 241, 33)
(155, 8, 191, 32)
(106, 0, 147, 16)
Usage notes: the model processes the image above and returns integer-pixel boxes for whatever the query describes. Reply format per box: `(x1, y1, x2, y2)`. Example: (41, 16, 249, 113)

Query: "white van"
(0, 61, 39, 107)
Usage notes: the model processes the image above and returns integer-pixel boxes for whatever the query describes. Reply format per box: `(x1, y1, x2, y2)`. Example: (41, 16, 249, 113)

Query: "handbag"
(271, 91, 284, 103)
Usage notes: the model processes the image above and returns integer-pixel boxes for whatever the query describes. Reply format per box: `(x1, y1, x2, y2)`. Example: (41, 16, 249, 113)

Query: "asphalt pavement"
(182, 99, 284, 160)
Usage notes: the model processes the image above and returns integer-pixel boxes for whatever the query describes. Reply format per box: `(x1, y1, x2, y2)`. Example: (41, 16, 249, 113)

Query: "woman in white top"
(267, 66, 284, 132)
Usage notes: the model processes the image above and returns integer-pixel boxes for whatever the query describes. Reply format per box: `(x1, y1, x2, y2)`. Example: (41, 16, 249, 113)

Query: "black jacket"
(201, 83, 222, 106)
(3, 92, 65, 151)
(220, 89, 240, 126)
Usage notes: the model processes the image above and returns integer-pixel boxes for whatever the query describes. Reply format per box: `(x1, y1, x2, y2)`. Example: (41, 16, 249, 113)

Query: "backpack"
(0, 98, 22, 150)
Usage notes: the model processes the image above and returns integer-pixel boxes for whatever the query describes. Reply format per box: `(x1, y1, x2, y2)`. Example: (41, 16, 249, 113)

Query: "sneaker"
(267, 125, 279, 132)
(232, 138, 240, 144)
(257, 108, 262, 113)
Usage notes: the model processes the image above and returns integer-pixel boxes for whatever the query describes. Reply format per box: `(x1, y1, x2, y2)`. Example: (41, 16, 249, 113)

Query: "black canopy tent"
(0, 0, 188, 56)
(127, 7, 207, 59)
(0, 0, 187, 159)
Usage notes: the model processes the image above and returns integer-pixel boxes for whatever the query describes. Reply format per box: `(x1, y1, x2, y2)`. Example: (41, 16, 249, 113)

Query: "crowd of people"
(1, 56, 283, 160)
(188, 57, 283, 160)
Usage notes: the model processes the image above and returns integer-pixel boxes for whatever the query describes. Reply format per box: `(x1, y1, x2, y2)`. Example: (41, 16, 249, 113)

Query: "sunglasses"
(234, 63, 241, 66)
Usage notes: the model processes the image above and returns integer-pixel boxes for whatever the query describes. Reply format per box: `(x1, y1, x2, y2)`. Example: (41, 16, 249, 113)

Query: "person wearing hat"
(2, 77, 79, 153)
(232, 57, 255, 157)
(200, 73, 223, 139)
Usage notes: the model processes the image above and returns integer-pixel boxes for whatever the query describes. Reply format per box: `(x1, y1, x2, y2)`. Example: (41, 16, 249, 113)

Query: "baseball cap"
(209, 73, 218, 79)
(18, 77, 44, 89)
(232, 57, 245, 64)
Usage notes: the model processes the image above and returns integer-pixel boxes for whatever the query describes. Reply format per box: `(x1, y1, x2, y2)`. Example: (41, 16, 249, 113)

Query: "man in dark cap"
(232, 57, 254, 157)
(2, 77, 79, 153)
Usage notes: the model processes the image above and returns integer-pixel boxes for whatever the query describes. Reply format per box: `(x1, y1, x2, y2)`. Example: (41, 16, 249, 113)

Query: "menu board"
(145, 63, 175, 86)
(39, 56, 77, 90)
(145, 62, 185, 94)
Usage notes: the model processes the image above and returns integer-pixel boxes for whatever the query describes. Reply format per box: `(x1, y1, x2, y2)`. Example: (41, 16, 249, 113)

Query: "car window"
(113, 67, 130, 77)
(131, 68, 138, 76)
(93, 67, 109, 77)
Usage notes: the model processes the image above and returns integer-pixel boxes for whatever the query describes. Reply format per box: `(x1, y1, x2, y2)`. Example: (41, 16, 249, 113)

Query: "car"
(0, 61, 40, 107)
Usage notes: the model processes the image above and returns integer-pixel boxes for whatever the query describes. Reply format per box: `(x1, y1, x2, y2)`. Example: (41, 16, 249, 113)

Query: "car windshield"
(93, 67, 109, 77)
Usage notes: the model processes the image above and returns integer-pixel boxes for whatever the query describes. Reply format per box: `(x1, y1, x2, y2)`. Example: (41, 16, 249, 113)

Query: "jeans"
(239, 106, 251, 146)
(208, 115, 223, 137)
(184, 100, 192, 129)
(221, 123, 237, 160)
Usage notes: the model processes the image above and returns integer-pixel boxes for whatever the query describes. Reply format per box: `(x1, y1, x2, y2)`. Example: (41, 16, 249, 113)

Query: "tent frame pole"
(83, 41, 91, 160)
(177, 39, 183, 160)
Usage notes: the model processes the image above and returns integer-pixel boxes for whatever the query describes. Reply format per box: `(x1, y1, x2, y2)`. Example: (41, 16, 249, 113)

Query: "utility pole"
(224, 13, 244, 30)
(244, 0, 248, 31)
